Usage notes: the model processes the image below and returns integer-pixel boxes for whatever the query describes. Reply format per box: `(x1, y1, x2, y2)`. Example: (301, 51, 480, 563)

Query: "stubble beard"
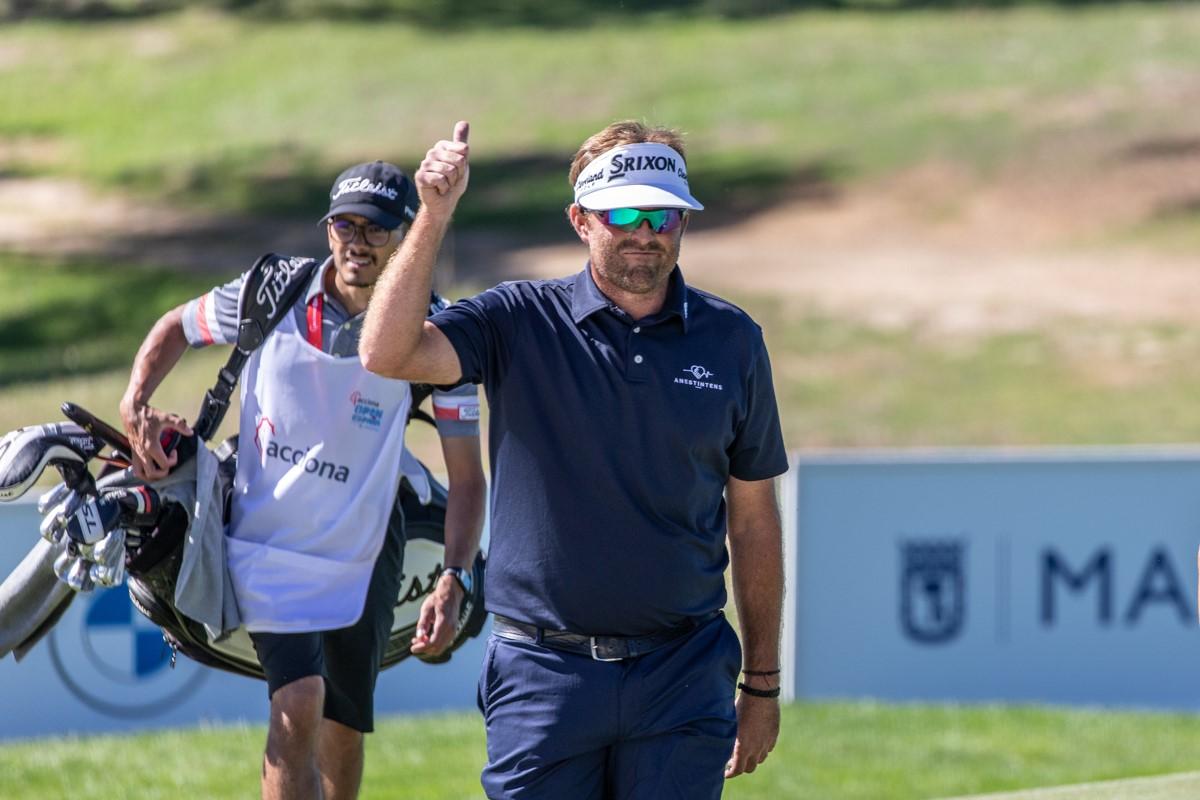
(335, 249, 382, 289)
(591, 238, 679, 296)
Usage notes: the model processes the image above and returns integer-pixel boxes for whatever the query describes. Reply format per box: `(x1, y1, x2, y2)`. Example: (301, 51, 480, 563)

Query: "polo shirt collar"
(571, 263, 691, 332)
(304, 257, 335, 306)
(304, 257, 354, 319)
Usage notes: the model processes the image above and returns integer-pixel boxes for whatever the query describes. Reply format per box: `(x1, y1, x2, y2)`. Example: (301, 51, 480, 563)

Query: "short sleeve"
(429, 284, 524, 388)
(182, 273, 245, 347)
(728, 339, 788, 481)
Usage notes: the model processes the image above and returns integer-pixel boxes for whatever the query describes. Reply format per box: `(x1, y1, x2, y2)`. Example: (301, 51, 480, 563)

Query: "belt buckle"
(589, 636, 624, 662)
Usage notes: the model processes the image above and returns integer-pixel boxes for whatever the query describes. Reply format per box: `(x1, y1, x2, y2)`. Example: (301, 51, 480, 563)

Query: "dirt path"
(466, 152, 1200, 334)
(4, 142, 1199, 335)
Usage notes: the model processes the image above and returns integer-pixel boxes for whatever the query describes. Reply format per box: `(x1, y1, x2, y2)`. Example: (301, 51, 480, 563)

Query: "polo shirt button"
(633, 354, 644, 364)
(633, 326, 641, 333)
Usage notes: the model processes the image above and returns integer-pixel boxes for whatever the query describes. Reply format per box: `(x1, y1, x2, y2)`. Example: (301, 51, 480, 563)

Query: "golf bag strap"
(193, 253, 319, 442)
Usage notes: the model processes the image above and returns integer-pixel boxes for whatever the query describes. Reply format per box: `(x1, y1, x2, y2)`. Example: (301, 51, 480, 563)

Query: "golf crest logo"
(48, 585, 206, 718)
(899, 539, 966, 644)
(349, 390, 384, 431)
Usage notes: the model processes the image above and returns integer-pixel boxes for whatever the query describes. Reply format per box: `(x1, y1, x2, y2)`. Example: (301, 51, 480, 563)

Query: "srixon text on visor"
(608, 154, 687, 179)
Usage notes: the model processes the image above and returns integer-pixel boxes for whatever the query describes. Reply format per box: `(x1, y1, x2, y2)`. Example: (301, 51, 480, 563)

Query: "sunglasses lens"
(600, 208, 683, 233)
(605, 208, 642, 229)
(644, 210, 670, 232)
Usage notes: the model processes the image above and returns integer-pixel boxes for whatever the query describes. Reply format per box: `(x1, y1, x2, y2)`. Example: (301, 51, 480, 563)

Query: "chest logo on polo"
(349, 390, 385, 431)
(675, 365, 724, 391)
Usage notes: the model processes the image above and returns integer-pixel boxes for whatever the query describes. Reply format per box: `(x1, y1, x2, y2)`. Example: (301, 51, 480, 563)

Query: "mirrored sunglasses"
(592, 207, 687, 234)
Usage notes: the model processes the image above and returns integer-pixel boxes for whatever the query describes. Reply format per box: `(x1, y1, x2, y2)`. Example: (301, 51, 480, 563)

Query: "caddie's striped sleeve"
(181, 273, 245, 347)
(431, 383, 481, 437)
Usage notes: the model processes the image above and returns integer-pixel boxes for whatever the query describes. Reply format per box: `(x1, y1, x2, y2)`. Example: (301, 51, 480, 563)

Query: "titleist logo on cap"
(573, 142, 703, 211)
(332, 177, 399, 201)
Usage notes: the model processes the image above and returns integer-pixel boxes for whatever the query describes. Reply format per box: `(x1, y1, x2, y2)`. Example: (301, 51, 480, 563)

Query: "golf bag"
(0, 252, 487, 677)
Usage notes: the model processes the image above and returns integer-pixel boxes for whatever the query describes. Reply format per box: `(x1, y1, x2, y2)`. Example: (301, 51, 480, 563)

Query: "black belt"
(492, 611, 721, 662)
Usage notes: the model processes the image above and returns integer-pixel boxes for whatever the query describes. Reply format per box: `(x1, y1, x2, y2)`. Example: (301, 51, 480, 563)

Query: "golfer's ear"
(567, 205, 590, 244)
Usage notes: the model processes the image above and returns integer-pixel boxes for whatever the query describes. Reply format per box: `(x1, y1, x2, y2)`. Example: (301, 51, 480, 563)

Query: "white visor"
(573, 142, 703, 211)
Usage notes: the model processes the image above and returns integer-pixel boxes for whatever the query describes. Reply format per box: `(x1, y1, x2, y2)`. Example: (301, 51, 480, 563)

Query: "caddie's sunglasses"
(590, 207, 687, 234)
(328, 217, 393, 247)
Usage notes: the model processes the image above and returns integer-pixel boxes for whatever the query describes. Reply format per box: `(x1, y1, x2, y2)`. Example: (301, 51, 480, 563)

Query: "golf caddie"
(361, 120, 787, 799)
(120, 161, 486, 800)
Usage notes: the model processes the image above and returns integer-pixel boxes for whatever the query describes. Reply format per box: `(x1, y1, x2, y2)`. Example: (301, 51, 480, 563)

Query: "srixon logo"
(608, 153, 679, 179)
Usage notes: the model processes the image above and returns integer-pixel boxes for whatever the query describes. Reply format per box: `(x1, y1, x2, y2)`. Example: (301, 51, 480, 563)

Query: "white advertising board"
(0, 500, 485, 741)
(784, 449, 1200, 709)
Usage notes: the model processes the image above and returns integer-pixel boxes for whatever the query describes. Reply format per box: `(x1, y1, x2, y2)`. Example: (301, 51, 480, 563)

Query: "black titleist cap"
(321, 161, 419, 230)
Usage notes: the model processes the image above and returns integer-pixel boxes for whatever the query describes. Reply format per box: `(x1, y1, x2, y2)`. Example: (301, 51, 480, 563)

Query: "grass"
(1, 701, 1199, 799)
(947, 772, 1200, 800)
(0, 256, 217, 385)
(1, 9, 1198, 800)
(9, 258, 1200, 453)
(744, 296, 1200, 448)
(1109, 202, 1200, 255)
(2, 5, 1200, 227)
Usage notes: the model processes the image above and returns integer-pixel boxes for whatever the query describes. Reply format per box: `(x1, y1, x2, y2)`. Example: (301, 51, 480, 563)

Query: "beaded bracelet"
(742, 669, 781, 677)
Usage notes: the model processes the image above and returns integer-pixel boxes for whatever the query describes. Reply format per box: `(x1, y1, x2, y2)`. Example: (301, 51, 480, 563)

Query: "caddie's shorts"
(249, 504, 405, 733)
(477, 612, 742, 800)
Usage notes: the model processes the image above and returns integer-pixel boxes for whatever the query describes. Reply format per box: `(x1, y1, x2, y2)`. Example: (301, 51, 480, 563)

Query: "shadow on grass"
(0, 260, 215, 386)
(112, 140, 837, 226)
(1119, 136, 1200, 162)
(69, 143, 841, 284)
(7, 0, 1183, 26)
(116, 144, 841, 235)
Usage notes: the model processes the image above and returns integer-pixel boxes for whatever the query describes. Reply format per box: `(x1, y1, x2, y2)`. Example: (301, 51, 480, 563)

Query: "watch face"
(446, 567, 471, 593)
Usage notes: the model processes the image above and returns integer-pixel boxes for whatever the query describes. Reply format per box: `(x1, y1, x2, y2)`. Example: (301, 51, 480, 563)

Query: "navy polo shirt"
(432, 265, 787, 636)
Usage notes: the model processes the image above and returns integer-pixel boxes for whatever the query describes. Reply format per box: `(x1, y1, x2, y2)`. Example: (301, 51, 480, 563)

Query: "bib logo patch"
(253, 415, 351, 483)
(253, 415, 276, 456)
(349, 390, 385, 431)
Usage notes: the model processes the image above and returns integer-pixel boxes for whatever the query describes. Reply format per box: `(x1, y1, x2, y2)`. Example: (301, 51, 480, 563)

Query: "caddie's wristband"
(737, 682, 781, 699)
(742, 669, 781, 677)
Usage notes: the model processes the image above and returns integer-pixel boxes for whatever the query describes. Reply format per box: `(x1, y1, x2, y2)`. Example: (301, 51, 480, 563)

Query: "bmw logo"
(49, 584, 207, 718)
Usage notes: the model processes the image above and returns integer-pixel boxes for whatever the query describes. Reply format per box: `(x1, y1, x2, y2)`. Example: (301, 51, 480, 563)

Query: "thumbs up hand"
(416, 120, 471, 219)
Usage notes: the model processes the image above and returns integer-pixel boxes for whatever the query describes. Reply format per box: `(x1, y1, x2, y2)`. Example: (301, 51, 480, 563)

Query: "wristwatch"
(441, 566, 473, 595)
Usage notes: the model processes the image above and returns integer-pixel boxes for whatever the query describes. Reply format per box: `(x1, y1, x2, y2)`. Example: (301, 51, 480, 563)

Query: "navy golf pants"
(477, 613, 742, 800)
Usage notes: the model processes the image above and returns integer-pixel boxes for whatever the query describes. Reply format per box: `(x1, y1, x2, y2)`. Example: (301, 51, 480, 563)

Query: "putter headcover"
(0, 423, 104, 502)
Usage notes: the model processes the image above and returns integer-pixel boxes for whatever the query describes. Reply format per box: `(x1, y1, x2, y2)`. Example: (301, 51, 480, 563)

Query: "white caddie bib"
(227, 310, 412, 632)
